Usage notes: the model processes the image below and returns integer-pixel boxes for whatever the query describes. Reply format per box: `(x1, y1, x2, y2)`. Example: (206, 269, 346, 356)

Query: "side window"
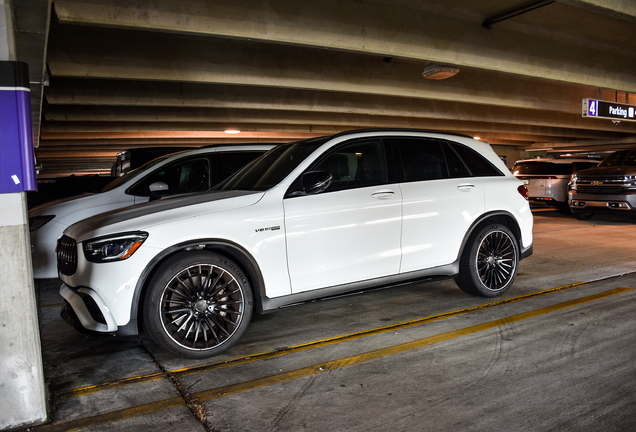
(214, 152, 264, 184)
(441, 142, 471, 178)
(311, 139, 388, 192)
(393, 138, 448, 182)
(127, 157, 211, 197)
(448, 143, 503, 177)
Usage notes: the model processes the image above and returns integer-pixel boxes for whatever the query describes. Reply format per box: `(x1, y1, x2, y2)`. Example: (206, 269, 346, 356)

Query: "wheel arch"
(132, 239, 267, 333)
(457, 211, 523, 261)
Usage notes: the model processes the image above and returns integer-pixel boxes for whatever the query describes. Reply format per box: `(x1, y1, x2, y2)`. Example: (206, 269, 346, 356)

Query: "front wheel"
(455, 224, 519, 297)
(143, 250, 253, 359)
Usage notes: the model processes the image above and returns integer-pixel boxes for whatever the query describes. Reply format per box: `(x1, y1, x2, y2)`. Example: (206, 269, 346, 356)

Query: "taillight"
(518, 185, 529, 200)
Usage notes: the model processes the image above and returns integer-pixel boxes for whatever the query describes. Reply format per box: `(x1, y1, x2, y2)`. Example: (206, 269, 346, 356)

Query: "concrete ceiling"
(12, 0, 636, 176)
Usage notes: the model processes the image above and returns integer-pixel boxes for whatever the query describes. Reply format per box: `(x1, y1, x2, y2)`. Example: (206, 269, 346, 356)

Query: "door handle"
(372, 190, 396, 199)
(457, 184, 475, 192)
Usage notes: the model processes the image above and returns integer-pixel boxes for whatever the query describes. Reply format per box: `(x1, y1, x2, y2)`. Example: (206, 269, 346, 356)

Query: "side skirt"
(260, 262, 459, 312)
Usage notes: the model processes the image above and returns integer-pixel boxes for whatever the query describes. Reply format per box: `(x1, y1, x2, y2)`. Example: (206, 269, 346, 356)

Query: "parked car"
(29, 144, 276, 278)
(511, 158, 599, 211)
(568, 149, 636, 220)
(27, 174, 116, 208)
(56, 129, 533, 358)
(111, 146, 194, 177)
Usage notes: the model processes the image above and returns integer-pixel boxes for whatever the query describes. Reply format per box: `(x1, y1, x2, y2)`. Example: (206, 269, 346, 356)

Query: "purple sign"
(0, 61, 36, 194)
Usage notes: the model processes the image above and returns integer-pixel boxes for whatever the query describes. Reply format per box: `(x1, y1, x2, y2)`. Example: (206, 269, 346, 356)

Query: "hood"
(577, 166, 636, 177)
(65, 189, 263, 241)
(29, 192, 98, 216)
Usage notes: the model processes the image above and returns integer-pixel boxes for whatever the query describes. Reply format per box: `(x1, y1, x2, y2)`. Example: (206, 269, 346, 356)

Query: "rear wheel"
(143, 250, 253, 359)
(455, 224, 519, 297)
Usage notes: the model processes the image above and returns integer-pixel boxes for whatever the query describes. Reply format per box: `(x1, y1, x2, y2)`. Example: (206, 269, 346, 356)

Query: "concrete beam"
(40, 103, 636, 137)
(559, 0, 636, 22)
(44, 77, 604, 117)
(46, 25, 603, 113)
(51, 0, 636, 92)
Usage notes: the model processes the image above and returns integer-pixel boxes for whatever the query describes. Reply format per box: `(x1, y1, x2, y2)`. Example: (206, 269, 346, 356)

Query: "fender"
(455, 210, 531, 262)
(130, 238, 267, 327)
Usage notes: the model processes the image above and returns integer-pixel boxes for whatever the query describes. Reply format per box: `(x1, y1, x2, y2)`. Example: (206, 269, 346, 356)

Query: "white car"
(57, 129, 533, 358)
(29, 144, 276, 278)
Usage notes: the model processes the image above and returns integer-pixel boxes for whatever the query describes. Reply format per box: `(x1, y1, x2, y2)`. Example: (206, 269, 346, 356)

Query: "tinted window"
(449, 143, 503, 177)
(392, 138, 447, 182)
(512, 162, 572, 176)
(441, 142, 471, 178)
(598, 150, 636, 167)
(311, 139, 387, 192)
(214, 152, 266, 184)
(572, 161, 599, 172)
(128, 157, 210, 197)
(222, 138, 327, 191)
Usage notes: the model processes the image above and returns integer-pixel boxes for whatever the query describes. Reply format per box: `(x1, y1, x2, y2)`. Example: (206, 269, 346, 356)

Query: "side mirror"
(149, 182, 169, 201)
(302, 171, 332, 195)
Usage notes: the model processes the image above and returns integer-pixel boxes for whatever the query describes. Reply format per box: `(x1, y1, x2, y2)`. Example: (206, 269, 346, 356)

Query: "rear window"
(449, 143, 503, 177)
(512, 162, 573, 176)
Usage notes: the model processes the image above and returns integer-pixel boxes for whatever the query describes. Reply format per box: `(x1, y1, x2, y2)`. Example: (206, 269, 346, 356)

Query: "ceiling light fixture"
(224, 129, 241, 134)
(422, 64, 460, 80)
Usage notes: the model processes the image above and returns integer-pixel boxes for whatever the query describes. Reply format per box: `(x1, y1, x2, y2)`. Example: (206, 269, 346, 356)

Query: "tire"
(556, 202, 571, 214)
(143, 250, 253, 359)
(572, 210, 593, 220)
(455, 224, 519, 297)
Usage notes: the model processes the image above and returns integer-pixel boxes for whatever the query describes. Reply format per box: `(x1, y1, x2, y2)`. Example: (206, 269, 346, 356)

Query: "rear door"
(392, 138, 485, 272)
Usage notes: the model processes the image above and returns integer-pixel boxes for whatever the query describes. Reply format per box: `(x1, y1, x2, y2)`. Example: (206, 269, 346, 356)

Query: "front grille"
(577, 185, 624, 194)
(57, 235, 78, 276)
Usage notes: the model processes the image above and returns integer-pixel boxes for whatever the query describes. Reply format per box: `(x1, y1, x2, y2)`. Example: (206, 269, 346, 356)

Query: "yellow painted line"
(59, 280, 589, 398)
(171, 281, 589, 376)
(32, 287, 631, 432)
(61, 372, 166, 398)
(194, 287, 632, 401)
(31, 397, 185, 432)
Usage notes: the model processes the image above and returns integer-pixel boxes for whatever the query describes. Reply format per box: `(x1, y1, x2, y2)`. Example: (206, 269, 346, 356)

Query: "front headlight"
(569, 175, 578, 191)
(624, 175, 636, 189)
(29, 215, 55, 231)
(83, 232, 148, 263)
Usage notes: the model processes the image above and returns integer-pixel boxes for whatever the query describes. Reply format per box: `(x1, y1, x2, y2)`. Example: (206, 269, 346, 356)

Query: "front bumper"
(569, 191, 636, 212)
(59, 283, 138, 337)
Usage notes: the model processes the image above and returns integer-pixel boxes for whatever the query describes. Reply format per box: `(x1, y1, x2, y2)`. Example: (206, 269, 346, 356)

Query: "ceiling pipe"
(482, 1, 555, 29)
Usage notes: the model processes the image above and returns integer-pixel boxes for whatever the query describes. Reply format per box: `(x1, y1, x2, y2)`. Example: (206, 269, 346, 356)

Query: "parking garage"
(2, 1, 636, 430)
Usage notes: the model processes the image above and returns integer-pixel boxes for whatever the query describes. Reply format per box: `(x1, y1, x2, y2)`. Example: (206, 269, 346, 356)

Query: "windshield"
(220, 137, 329, 191)
(598, 150, 636, 167)
(100, 153, 176, 192)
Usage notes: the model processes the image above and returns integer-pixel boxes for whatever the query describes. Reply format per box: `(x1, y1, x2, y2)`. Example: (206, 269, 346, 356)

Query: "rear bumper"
(520, 244, 533, 260)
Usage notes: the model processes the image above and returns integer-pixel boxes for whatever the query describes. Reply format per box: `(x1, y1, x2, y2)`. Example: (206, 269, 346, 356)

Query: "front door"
(284, 139, 403, 293)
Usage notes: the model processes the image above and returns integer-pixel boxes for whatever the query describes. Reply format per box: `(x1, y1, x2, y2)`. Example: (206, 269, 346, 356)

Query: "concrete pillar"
(0, 0, 48, 428)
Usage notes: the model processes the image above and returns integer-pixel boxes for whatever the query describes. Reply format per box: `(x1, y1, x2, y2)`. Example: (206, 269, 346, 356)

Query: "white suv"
(29, 144, 275, 278)
(57, 130, 533, 358)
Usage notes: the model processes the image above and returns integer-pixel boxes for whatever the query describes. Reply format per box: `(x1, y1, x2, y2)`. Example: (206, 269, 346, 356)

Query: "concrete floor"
(22, 208, 636, 431)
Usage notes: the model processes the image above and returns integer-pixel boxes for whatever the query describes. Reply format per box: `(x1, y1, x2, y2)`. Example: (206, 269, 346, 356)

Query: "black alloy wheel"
(455, 224, 519, 297)
(143, 251, 253, 358)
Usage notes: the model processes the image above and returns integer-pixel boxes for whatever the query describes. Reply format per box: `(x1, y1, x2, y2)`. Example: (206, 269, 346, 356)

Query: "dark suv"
(568, 149, 636, 220)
